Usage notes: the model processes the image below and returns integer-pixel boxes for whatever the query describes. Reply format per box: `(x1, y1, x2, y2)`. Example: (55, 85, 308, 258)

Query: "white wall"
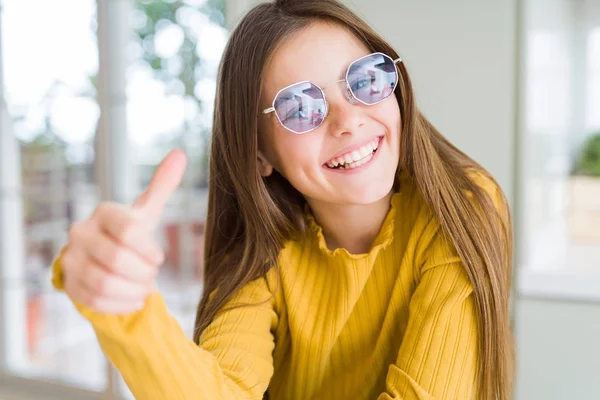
(341, 2, 600, 399)
(585, 0, 600, 27)
(341, 0, 518, 203)
(224, 2, 600, 399)
(515, 297, 600, 400)
(225, 0, 263, 29)
(225, 0, 519, 203)
(516, 0, 600, 398)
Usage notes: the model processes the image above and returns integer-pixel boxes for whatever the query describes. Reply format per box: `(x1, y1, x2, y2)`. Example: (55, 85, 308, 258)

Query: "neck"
(307, 191, 394, 254)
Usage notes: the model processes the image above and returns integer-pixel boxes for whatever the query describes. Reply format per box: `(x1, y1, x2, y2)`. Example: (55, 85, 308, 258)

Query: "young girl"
(53, 0, 514, 399)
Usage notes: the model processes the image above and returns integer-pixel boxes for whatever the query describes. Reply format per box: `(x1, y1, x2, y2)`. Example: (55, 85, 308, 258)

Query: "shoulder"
(403, 169, 509, 276)
(405, 169, 509, 225)
(467, 170, 510, 214)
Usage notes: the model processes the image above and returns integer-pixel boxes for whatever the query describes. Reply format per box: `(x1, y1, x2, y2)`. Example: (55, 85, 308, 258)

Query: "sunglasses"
(261, 52, 402, 135)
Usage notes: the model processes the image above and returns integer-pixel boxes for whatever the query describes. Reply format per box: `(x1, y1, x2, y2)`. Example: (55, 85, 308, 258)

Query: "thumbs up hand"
(61, 150, 188, 314)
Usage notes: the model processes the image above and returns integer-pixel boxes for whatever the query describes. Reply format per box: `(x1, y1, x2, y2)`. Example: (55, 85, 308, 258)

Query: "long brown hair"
(193, 0, 514, 398)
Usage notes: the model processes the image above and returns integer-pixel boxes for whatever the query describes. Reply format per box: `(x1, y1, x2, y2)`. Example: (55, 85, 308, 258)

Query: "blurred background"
(0, 0, 598, 399)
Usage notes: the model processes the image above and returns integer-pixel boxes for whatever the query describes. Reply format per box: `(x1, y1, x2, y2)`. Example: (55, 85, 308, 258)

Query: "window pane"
(586, 28, 600, 130)
(120, 0, 227, 396)
(521, 0, 600, 274)
(1, 0, 106, 392)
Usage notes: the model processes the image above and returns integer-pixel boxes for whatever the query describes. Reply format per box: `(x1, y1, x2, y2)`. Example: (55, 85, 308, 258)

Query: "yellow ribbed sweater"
(52, 175, 499, 400)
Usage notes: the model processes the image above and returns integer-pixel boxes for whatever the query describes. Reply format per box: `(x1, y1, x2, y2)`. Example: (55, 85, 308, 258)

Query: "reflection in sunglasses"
(263, 53, 402, 134)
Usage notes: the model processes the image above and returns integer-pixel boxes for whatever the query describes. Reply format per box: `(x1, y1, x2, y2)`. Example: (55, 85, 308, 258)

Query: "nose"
(323, 81, 364, 137)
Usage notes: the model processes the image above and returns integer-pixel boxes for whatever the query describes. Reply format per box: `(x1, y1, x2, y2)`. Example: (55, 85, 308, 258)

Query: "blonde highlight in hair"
(194, 1, 514, 399)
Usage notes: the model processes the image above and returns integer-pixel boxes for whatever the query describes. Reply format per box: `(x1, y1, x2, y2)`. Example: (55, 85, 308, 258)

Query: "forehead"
(263, 22, 371, 98)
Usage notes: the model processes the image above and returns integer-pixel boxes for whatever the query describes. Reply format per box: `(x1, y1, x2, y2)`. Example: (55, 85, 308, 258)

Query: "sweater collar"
(305, 192, 401, 261)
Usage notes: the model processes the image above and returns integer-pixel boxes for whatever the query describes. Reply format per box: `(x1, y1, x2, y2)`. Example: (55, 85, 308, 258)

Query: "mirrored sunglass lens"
(347, 54, 397, 104)
(274, 82, 326, 134)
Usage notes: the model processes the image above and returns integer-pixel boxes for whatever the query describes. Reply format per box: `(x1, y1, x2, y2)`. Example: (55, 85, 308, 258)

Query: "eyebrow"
(337, 61, 348, 80)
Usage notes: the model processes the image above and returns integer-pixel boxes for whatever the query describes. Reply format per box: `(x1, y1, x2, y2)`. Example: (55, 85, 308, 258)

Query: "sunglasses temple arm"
(259, 107, 275, 117)
(393, 57, 403, 64)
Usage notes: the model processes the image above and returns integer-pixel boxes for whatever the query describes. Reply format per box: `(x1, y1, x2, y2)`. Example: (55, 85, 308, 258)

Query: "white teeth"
(369, 138, 379, 151)
(359, 146, 371, 158)
(325, 137, 381, 169)
(342, 152, 374, 169)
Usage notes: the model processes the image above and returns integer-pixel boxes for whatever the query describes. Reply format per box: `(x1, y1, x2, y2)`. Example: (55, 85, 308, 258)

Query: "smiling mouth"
(325, 137, 382, 170)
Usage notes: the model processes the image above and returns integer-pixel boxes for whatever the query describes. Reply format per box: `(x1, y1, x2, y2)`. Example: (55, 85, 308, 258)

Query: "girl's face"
(258, 22, 401, 206)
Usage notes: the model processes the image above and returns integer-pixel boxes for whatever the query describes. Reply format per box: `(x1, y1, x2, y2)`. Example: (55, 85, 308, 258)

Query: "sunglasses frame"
(261, 52, 403, 135)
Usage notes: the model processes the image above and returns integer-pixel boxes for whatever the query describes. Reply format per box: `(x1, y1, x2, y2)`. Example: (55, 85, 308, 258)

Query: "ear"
(257, 150, 274, 177)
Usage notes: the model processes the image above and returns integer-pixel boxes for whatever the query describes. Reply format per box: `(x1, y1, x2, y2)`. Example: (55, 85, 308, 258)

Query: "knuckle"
(82, 264, 99, 286)
(116, 217, 137, 242)
(61, 249, 74, 269)
(79, 268, 94, 287)
(96, 276, 111, 297)
(62, 249, 83, 274)
(136, 262, 154, 282)
(94, 202, 111, 218)
(106, 247, 124, 270)
(68, 222, 84, 242)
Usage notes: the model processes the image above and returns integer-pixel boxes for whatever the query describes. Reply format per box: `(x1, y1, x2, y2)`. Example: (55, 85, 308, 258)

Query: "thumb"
(133, 149, 188, 222)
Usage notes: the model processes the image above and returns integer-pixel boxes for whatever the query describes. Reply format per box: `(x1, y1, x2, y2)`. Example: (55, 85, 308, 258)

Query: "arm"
(52, 256, 277, 400)
(378, 226, 479, 400)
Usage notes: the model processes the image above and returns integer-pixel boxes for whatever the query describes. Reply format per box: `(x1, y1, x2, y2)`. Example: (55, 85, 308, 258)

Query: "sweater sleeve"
(378, 225, 479, 400)
(51, 255, 277, 400)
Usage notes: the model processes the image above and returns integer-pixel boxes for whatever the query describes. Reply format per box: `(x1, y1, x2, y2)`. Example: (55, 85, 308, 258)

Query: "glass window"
(119, 1, 227, 395)
(519, 0, 600, 286)
(1, 0, 226, 397)
(126, 0, 226, 319)
(1, 0, 106, 391)
(586, 28, 600, 130)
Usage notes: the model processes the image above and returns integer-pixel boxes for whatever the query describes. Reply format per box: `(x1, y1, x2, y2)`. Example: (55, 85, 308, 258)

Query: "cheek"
(273, 134, 323, 177)
(382, 97, 402, 130)
(376, 100, 402, 148)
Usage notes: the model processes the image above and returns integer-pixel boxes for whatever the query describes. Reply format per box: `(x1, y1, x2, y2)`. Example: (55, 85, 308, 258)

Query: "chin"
(342, 180, 395, 206)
